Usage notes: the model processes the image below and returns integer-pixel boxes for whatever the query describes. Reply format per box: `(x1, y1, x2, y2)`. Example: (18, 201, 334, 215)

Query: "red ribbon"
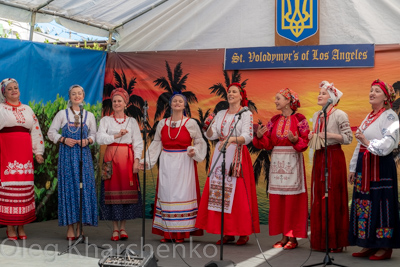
(359, 146, 380, 193)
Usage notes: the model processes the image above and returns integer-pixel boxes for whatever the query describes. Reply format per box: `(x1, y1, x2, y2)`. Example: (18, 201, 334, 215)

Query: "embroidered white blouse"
(0, 103, 45, 155)
(311, 108, 353, 146)
(142, 118, 207, 168)
(96, 116, 143, 160)
(47, 109, 97, 143)
(206, 109, 253, 145)
(349, 109, 399, 172)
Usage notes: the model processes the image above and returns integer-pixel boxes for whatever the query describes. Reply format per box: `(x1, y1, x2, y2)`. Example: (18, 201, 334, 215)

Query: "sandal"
(273, 241, 288, 248)
(216, 236, 235, 245)
(283, 241, 298, 250)
(111, 230, 119, 241)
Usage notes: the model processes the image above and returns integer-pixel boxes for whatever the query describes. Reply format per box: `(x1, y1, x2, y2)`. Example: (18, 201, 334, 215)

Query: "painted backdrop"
(104, 46, 400, 224)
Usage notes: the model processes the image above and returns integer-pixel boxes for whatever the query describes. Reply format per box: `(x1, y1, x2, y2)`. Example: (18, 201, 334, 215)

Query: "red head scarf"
(227, 82, 248, 107)
(111, 88, 129, 104)
(278, 88, 300, 111)
(371, 79, 395, 106)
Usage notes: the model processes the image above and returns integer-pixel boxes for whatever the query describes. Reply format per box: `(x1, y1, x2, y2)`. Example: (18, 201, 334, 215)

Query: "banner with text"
(225, 44, 374, 70)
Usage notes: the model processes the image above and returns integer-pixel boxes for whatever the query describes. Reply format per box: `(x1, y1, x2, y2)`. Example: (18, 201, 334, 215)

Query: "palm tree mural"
(208, 69, 271, 187)
(102, 70, 146, 124)
(153, 61, 198, 121)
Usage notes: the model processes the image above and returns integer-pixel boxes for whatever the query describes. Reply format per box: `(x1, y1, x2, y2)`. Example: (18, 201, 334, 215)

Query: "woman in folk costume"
(309, 81, 353, 252)
(48, 85, 98, 241)
(96, 88, 143, 241)
(196, 83, 260, 246)
(0, 78, 44, 240)
(348, 79, 400, 260)
(253, 88, 309, 250)
(140, 92, 206, 243)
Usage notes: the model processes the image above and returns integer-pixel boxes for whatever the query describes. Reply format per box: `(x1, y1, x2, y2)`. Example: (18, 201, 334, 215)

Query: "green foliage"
(29, 95, 102, 221)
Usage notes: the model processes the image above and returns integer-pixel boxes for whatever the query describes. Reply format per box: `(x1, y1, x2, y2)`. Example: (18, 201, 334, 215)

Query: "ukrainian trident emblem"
(276, 0, 318, 43)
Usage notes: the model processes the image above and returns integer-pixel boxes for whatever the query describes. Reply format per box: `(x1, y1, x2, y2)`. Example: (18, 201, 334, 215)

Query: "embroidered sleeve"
(241, 111, 253, 145)
(29, 108, 44, 155)
(253, 118, 274, 150)
(187, 119, 207, 162)
(131, 118, 144, 160)
(293, 114, 310, 152)
(141, 120, 164, 169)
(368, 111, 399, 156)
(337, 111, 353, 145)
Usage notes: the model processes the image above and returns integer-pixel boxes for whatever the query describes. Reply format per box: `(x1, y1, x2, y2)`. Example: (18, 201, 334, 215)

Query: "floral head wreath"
(278, 88, 300, 111)
(319, 80, 343, 106)
(371, 79, 396, 106)
(227, 82, 249, 107)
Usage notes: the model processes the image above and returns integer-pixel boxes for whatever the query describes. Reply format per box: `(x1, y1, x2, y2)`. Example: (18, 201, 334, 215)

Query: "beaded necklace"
(168, 114, 184, 140)
(220, 107, 241, 140)
(5, 101, 21, 108)
(114, 114, 127, 124)
(360, 107, 386, 132)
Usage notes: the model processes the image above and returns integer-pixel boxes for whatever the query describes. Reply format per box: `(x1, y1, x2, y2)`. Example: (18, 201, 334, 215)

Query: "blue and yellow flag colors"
(276, 0, 318, 43)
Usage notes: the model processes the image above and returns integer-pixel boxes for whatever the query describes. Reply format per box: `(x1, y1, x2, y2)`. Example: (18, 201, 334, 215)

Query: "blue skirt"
(99, 180, 143, 221)
(57, 144, 98, 226)
(348, 152, 400, 248)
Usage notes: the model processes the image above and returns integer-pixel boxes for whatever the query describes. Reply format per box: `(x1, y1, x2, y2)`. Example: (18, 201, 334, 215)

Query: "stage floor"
(0, 219, 399, 267)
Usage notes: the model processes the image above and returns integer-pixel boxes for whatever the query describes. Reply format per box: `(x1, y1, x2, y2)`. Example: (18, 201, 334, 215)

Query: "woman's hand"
(187, 148, 195, 158)
(355, 128, 370, 147)
(35, 154, 44, 164)
(77, 139, 89, 147)
(64, 138, 76, 147)
(206, 126, 214, 138)
(139, 162, 148, 171)
(133, 159, 139, 173)
(308, 132, 313, 140)
(218, 137, 234, 151)
(288, 131, 299, 143)
(257, 125, 268, 139)
(114, 129, 129, 139)
(348, 172, 356, 185)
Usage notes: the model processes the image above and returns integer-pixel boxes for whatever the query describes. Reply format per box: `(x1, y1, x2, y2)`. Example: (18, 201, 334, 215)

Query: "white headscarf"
(319, 80, 343, 106)
(0, 78, 18, 103)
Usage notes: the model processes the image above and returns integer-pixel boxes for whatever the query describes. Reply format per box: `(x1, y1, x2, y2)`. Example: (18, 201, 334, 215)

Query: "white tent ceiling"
(0, 0, 400, 52)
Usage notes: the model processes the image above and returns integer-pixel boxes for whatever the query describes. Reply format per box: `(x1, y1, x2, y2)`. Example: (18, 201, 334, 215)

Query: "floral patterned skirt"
(348, 152, 400, 248)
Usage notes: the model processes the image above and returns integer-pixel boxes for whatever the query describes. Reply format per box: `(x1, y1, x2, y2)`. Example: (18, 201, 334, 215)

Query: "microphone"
(235, 106, 249, 116)
(78, 103, 84, 112)
(321, 98, 333, 113)
(143, 101, 148, 122)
